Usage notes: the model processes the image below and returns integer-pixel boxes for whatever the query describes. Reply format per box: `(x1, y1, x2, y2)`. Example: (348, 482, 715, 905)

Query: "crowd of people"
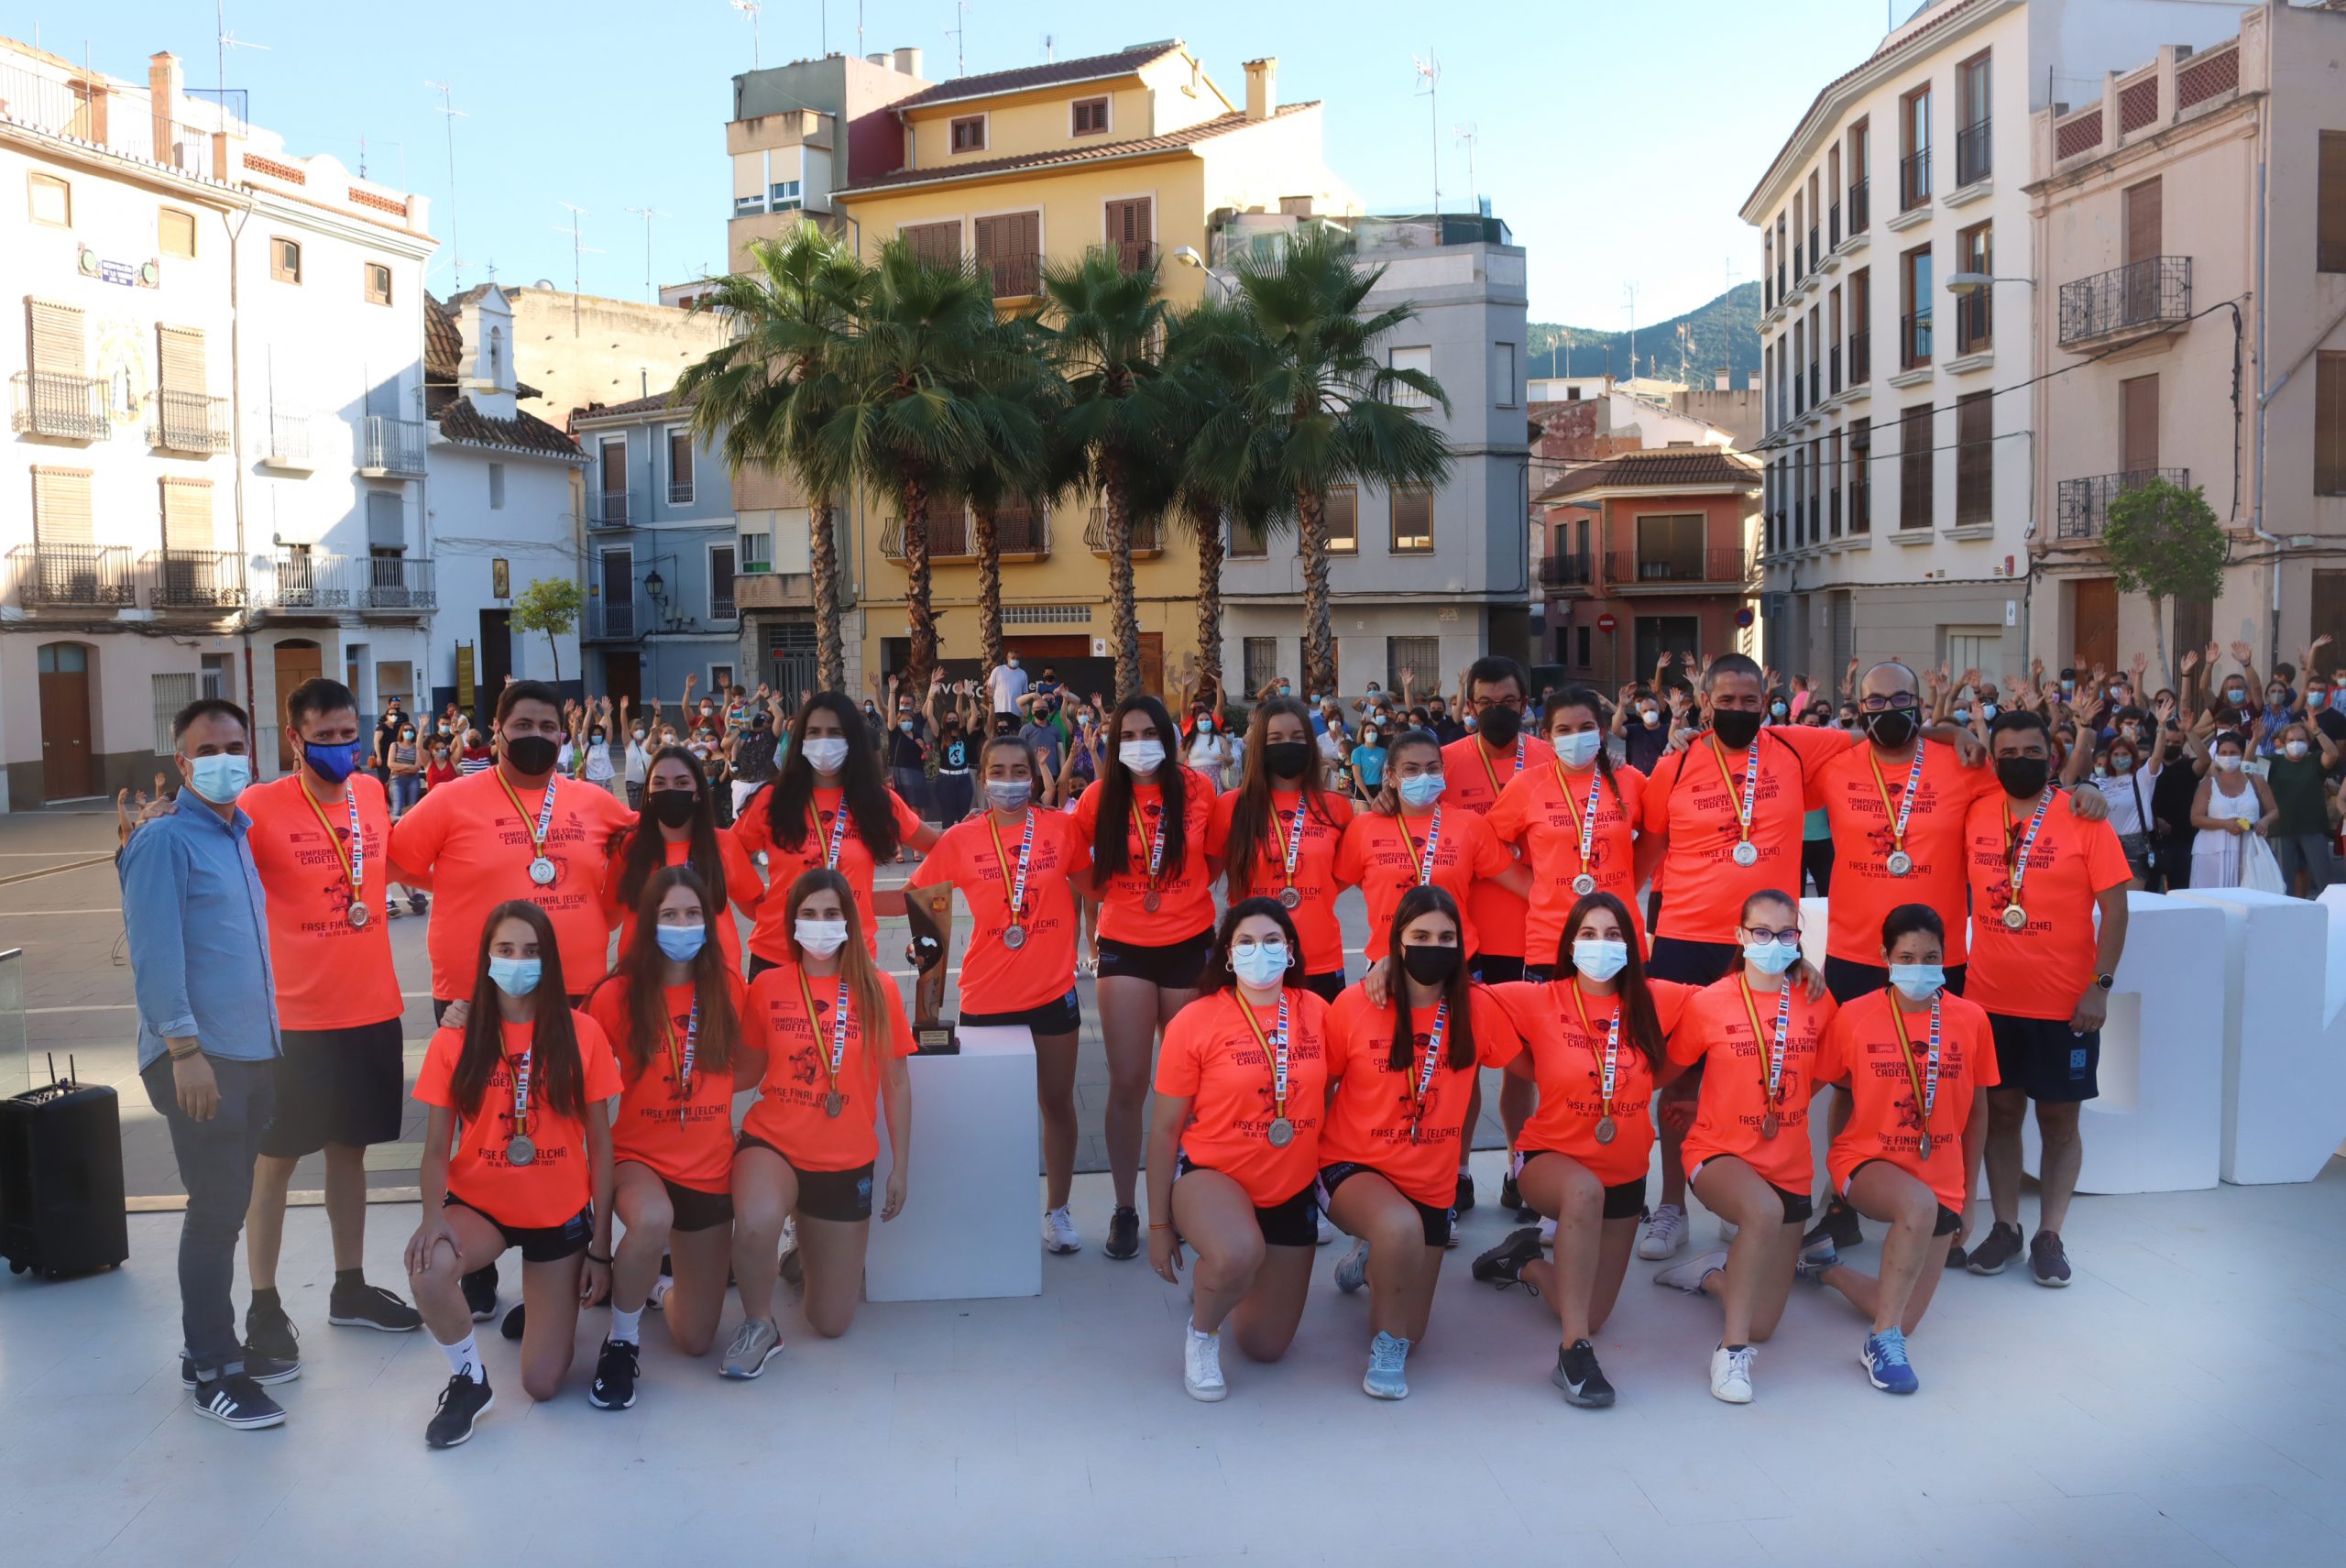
(130, 632, 2275, 1445)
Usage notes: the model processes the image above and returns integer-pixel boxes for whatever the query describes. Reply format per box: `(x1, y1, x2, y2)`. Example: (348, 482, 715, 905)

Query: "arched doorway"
(273, 639, 323, 771)
(36, 641, 94, 799)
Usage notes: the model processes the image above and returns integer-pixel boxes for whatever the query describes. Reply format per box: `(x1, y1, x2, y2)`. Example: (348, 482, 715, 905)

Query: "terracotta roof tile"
(434, 396, 581, 459)
(892, 42, 1184, 111)
(836, 102, 1317, 196)
(574, 389, 696, 423)
(1538, 447, 1760, 501)
(423, 293, 462, 381)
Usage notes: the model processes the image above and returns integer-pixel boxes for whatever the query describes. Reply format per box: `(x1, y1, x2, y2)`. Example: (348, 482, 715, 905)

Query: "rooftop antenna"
(945, 1, 970, 77)
(1043, 32, 1055, 63)
(857, 0, 865, 60)
(730, 0, 762, 69)
(1622, 281, 1639, 387)
(553, 204, 605, 336)
(624, 205, 667, 303)
(1453, 122, 1479, 216)
(210, 1, 266, 135)
(1411, 53, 1442, 217)
(425, 81, 467, 288)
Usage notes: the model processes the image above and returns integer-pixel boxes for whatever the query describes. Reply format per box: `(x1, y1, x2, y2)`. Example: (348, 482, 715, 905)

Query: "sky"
(37, 0, 1908, 328)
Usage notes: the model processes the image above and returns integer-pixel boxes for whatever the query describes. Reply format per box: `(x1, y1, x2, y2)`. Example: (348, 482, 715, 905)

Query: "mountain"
(1529, 281, 1761, 389)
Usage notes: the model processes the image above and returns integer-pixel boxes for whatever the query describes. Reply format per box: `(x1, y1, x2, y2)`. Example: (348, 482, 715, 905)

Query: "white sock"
(608, 1305, 643, 1344)
(442, 1332, 484, 1382)
(1188, 1317, 1216, 1341)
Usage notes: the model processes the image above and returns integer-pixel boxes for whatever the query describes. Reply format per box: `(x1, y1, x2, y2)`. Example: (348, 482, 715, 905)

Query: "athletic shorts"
(1317, 1161, 1452, 1246)
(1175, 1154, 1317, 1247)
(1644, 937, 1741, 987)
(1686, 1156, 1814, 1223)
(1471, 954, 1526, 985)
(748, 954, 782, 981)
(444, 1192, 594, 1264)
(1515, 1149, 1648, 1221)
(261, 1017, 405, 1158)
(1840, 1159, 1962, 1236)
(1823, 956, 1968, 1006)
(662, 1176, 734, 1234)
(738, 1132, 874, 1223)
(1301, 970, 1347, 1003)
(961, 987, 1081, 1037)
(1523, 964, 1554, 984)
(1096, 929, 1214, 989)
(1988, 1012, 2099, 1103)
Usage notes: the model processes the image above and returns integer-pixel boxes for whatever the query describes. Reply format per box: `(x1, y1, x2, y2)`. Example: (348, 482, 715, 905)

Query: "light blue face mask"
(1888, 962, 1945, 1002)
(1230, 941, 1289, 988)
(1742, 939, 1801, 976)
(1573, 938, 1629, 981)
(655, 925, 707, 962)
(1397, 773, 1446, 808)
(183, 751, 253, 805)
(488, 957, 542, 996)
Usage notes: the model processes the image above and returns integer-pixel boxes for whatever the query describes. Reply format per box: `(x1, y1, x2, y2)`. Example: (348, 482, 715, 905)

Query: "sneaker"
(779, 1245, 806, 1291)
(244, 1298, 301, 1363)
(1862, 1328, 1919, 1394)
(1709, 1343, 1756, 1404)
(181, 1350, 300, 1388)
(1042, 1206, 1082, 1255)
(1794, 1239, 1839, 1285)
(648, 1272, 674, 1310)
(719, 1317, 783, 1379)
(1104, 1206, 1141, 1261)
(1315, 1209, 1335, 1246)
(1334, 1239, 1370, 1294)
(588, 1337, 640, 1409)
(499, 1304, 525, 1342)
(1966, 1221, 2023, 1277)
(1363, 1331, 1410, 1399)
(1553, 1338, 1616, 1409)
(1655, 1248, 1727, 1297)
(407, 891, 430, 915)
(327, 1280, 423, 1332)
(1453, 1173, 1476, 1213)
(1443, 1207, 1462, 1248)
(1471, 1227, 1545, 1289)
(2029, 1231, 2072, 1288)
(1637, 1203, 1688, 1261)
(192, 1373, 286, 1430)
(1182, 1321, 1227, 1402)
(1945, 1239, 1969, 1270)
(1803, 1194, 1864, 1252)
(461, 1263, 499, 1321)
(424, 1373, 494, 1448)
(1499, 1169, 1532, 1220)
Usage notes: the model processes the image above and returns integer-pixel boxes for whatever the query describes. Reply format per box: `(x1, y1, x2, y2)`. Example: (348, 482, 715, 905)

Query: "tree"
(1233, 226, 1454, 697)
(2103, 475, 2227, 691)
(1160, 299, 1288, 688)
(511, 576, 583, 684)
(947, 309, 1060, 674)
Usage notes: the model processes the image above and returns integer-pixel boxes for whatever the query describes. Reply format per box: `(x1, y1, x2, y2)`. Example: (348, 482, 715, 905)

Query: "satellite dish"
(535, 278, 556, 291)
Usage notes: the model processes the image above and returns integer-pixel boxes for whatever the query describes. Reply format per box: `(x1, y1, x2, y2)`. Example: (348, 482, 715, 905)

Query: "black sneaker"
(192, 1373, 286, 1430)
(2029, 1230, 2073, 1288)
(1498, 1170, 1532, 1220)
(1945, 1239, 1968, 1270)
(425, 1373, 494, 1448)
(328, 1279, 423, 1332)
(500, 1303, 526, 1342)
(461, 1263, 499, 1321)
(408, 891, 429, 915)
(1802, 1195, 1863, 1252)
(1104, 1205, 1141, 1261)
(181, 1350, 301, 1388)
(779, 1245, 805, 1291)
(1553, 1338, 1617, 1409)
(1453, 1173, 1477, 1213)
(245, 1298, 301, 1363)
(587, 1337, 640, 1410)
(1966, 1221, 2024, 1277)
(1471, 1226, 1546, 1289)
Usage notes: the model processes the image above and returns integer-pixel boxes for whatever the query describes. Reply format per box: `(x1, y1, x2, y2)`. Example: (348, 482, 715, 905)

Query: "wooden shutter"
(32, 467, 94, 544)
(158, 325, 206, 395)
(900, 220, 959, 265)
(2316, 354, 2346, 494)
(160, 477, 214, 551)
(1956, 390, 1993, 524)
(2121, 375, 2159, 473)
(1106, 198, 1152, 265)
(2124, 178, 2162, 266)
(2322, 133, 2346, 273)
(1900, 403, 1933, 527)
(26, 299, 85, 375)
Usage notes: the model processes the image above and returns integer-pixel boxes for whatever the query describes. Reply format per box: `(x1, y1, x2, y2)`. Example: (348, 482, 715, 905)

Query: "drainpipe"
(2248, 115, 2280, 668)
(221, 190, 258, 762)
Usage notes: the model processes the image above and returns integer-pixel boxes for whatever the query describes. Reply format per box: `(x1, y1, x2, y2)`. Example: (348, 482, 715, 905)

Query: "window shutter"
(972, 214, 1003, 264)
(367, 490, 404, 548)
(2321, 133, 2346, 273)
(2312, 355, 2345, 494)
(158, 325, 207, 395)
(32, 467, 94, 544)
(1013, 210, 1039, 260)
(2125, 178, 2162, 266)
(27, 299, 85, 375)
(160, 477, 214, 551)
(2121, 375, 2160, 473)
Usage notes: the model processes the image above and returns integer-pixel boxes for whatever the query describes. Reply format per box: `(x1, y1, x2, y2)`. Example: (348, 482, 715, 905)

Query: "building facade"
(2, 39, 433, 805)
(726, 49, 930, 264)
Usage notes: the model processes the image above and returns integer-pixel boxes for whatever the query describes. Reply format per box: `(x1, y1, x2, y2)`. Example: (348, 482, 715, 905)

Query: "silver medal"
(529, 855, 556, 886)
(346, 901, 370, 928)
(824, 1091, 844, 1118)
(1917, 1134, 1934, 1161)
(1572, 873, 1596, 896)
(1594, 1114, 1617, 1145)
(1887, 850, 1913, 877)
(504, 1134, 536, 1167)
(1731, 841, 1759, 868)
(1266, 1117, 1295, 1148)
(1002, 924, 1028, 950)
(1277, 886, 1301, 909)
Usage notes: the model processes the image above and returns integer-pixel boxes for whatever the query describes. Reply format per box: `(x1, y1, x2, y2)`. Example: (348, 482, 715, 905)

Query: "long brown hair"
(593, 864, 740, 1079)
(1551, 889, 1666, 1071)
(447, 900, 586, 1121)
(783, 866, 898, 1060)
(608, 744, 729, 912)
(1384, 884, 1477, 1070)
(766, 692, 903, 860)
(1371, 729, 1444, 818)
(1089, 693, 1191, 879)
(1222, 695, 1343, 904)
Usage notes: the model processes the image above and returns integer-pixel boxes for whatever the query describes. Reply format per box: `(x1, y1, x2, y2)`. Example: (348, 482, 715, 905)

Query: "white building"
(1740, 0, 2248, 683)
(1, 40, 433, 804)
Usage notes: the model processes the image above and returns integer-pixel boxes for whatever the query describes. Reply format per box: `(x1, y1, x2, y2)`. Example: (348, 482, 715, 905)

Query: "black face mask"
(1995, 755, 2051, 799)
(1863, 707, 1920, 749)
(1399, 943, 1463, 986)
(1264, 740, 1315, 780)
(1711, 709, 1764, 750)
(647, 788, 698, 828)
(1475, 705, 1521, 748)
(503, 734, 559, 775)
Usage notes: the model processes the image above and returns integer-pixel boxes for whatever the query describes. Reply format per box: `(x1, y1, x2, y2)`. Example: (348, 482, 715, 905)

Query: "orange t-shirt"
(237, 772, 405, 1030)
(1072, 770, 1221, 944)
(412, 1011, 624, 1228)
(1960, 788, 2132, 1021)
(1332, 806, 1513, 958)
(907, 808, 1090, 1014)
(1809, 740, 2001, 966)
(1441, 732, 1557, 960)
(1487, 761, 1647, 968)
(1821, 986, 1999, 1212)
(586, 971, 751, 1192)
(389, 767, 637, 1001)
(740, 959, 915, 1171)
(602, 831, 761, 974)
(730, 784, 926, 962)
(1205, 786, 1356, 975)
(1318, 982, 1520, 1207)
(1641, 724, 1858, 945)
(1666, 973, 1839, 1192)
(1154, 987, 1332, 1207)
(1493, 975, 1696, 1186)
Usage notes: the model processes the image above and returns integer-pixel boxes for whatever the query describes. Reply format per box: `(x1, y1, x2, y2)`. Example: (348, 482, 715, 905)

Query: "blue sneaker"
(1795, 1240, 1839, 1284)
(1363, 1331, 1411, 1399)
(1334, 1239, 1370, 1294)
(1862, 1328, 1918, 1394)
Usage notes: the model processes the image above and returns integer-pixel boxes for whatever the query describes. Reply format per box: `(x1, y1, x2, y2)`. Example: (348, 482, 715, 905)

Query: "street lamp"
(1944, 272, 2034, 296)
(642, 567, 665, 603)
(1171, 245, 1238, 301)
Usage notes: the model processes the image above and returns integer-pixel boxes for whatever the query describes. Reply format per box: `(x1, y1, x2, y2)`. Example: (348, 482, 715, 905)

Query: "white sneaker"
(1042, 1206, 1082, 1255)
(647, 1273, 674, 1310)
(1710, 1343, 1756, 1404)
(1655, 1247, 1728, 1296)
(1637, 1203, 1689, 1260)
(1183, 1321, 1228, 1402)
(1717, 1216, 1740, 1243)
(1537, 1217, 1558, 1245)
(1315, 1208, 1335, 1245)
(1334, 1239, 1370, 1294)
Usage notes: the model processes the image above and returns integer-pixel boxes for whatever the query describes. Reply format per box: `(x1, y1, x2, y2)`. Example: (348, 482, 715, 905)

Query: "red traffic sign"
(1595, 613, 1617, 633)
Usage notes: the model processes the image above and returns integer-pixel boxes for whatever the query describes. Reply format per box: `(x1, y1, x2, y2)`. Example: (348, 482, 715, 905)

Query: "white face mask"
(794, 917, 850, 957)
(1122, 738, 1166, 775)
(1555, 729, 1604, 769)
(2286, 740, 2310, 760)
(802, 737, 850, 774)
(2215, 754, 2244, 773)
(1572, 938, 1628, 981)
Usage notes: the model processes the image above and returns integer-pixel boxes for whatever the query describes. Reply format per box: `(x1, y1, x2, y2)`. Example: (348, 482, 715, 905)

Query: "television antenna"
(1622, 281, 1639, 387)
(730, 0, 762, 68)
(624, 206, 667, 303)
(425, 81, 467, 287)
(1412, 54, 1441, 216)
(214, 1, 267, 115)
(945, 2, 971, 77)
(1453, 122, 1479, 215)
(553, 204, 605, 335)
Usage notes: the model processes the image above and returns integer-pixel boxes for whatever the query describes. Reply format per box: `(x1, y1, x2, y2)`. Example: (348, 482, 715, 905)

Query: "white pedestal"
(865, 1025, 1041, 1302)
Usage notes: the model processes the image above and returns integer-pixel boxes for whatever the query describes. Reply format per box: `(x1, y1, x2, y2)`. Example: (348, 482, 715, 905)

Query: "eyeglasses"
(1742, 926, 1803, 946)
(1468, 695, 1526, 714)
(1856, 696, 1923, 712)
(1229, 935, 1288, 956)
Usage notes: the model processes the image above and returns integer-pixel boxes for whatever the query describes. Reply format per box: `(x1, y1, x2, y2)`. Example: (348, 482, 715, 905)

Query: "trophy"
(906, 913, 959, 1055)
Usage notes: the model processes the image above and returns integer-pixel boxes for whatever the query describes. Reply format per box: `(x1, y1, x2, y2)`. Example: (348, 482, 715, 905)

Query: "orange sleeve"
(731, 795, 773, 856)
(1466, 812, 1512, 878)
(411, 1027, 461, 1108)
(1775, 722, 1863, 777)
(2083, 817, 2133, 894)
(907, 826, 959, 891)
(891, 789, 926, 839)
(1664, 992, 1712, 1068)
(1650, 978, 1696, 1037)
(1333, 817, 1370, 888)
(879, 971, 915, 1058)
(1323, 987, 1363, 1085)
(720, 832, 764, 918)
(388, 781, 453, 880)
(584, 978, 630, 1057)
(1640, 751, 1683, 835)
(1469, 985, 1523, 1069)
(575, 1013, 625, 1102)
(1816, 1006, 1855, 1088)
(1154, 1010, 1204, 1097)
(1203, 791, 1235, 860)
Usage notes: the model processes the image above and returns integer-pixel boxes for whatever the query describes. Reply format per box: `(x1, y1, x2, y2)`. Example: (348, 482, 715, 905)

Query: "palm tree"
(1235, 227, 1454, 698)
(1040, 248, 1171, 697)
(949, 310, 1059, 672)
(674, 224, 865, 692)
(1159, 300, 1287, 688)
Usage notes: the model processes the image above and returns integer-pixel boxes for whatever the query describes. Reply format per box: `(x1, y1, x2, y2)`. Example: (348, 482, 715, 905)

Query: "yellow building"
(829, 41, 1358, 696)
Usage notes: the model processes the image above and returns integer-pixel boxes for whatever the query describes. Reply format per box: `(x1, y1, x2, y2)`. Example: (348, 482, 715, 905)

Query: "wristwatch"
(2094, 972, 2116, 992)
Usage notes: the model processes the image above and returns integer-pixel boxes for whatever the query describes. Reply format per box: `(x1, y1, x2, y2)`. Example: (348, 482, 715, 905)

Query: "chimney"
(893, 46, 924, 78)
(865, 52, 888, 66)
(1243, 57, 1277, 121)
(1715, 368, 1730, 391)
(148, 52, 181, 159)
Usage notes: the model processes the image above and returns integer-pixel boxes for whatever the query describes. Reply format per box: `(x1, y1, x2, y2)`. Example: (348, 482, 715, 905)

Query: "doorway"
(601, 652, 641, 708)
(272, 640, 323, 771)
(36, 641, 94, 799)
(2070, 579, 2118, 674)
(478, 609, 512, 695)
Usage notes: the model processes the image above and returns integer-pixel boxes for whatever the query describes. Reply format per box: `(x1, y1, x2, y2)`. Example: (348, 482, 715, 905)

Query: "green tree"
(1159, 299, 1288, 688)
(2103, 475, 2227, 690)
(511, 576, 583, 684)
(946, 309, 1061, 673)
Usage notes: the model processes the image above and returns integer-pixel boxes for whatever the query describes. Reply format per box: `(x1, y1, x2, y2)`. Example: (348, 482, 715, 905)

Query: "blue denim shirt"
(119, 799, 281, 1069)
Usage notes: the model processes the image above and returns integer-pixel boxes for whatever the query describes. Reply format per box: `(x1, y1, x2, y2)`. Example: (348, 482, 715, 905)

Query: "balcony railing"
(1954, 119, 1991, 186)
(256, 551, 436, 611)
(1829, 484, 1843, 537)
(880, 511, 976, 560)
(150, 390, 231, 454)
(1901, 309, 1933, 368)
(1849, 478, 1871, 534)
(1807, 225, 1819, 272)
(1955, 291, 1991, 354)
(261, 408, 311, 467)
(358, 554, 434, 610)
(1829, 200, 1841, 249)
(1848, 329, 1871, 385)
(10, 543, 137, 608)
(358, 415, 428, 477)
(1792, 241, 1803, 280)
(596, 598, 636, 639)
(2055, 468, 2188, 541)
(710, 592, 737, 622)
(1900, 147, 1931, 210)
(1776, 263, 1787, 298)
(145, 548, 244, 609)
(983, 252, 1043, 299)
(1848, 178, 1870, 235)
(10, 370, 109, 441)
(1807, 494, 1820, 539)
(2057, 257, 2192, 347)
(986, 504, 1050, 555)
(1114, 242, 1157, 276)
(1808, 363, 1820, 406)
(1084, 506, 1162, 554)
(1539, 554, 1595, 588)
(589, 490, 631, 527)
(1829, 344, 1843, 396)
(1602, 547, 1749, 586)
(667, 479, 695, 506)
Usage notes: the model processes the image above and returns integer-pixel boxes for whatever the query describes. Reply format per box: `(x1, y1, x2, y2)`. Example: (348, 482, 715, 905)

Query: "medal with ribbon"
(799, 972, 853, 1118)
(1405, 1000, 1451, 1146)
(1274, 795, 1310, 910)
(1398, 805, 1443, 888)
(1736, 973, 1795, 1139)
(1555, 760, 1606, 896)
(1868, 740, 1927, 878)
(2001, 788, 2055, 930)
(505, 1044, 537, 1165)
(496, 770, 562, 885)
(1235, 991, 1296, 1147)
(298, 775, 368, 927)
(1709, 735, 1763, 867)
(985, 807, 1037, 949)
(1889, 993, 1942, 1160)
(810, 801, 851, 872)
(1141, 800, 1168, 913)
(1569, 980, 1624, 1145)
(1474, 729, 1528, 797)
(663, 993, 702, 1126)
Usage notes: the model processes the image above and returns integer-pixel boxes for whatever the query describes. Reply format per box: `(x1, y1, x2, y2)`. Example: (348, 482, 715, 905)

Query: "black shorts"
(1096, 929, 1214, 989)
(961, 987, 1081, 1037)
(261, 1017, 405, 1158)
(1176, 1154, 1317, 1247)
(1823, 955, 1968, 1006)
(737, 1133, 874, 1223)
(1689, 1157, 1813, 1223)
(1301, 970, 1347, 1003)
(662, 1176, 734, 1234)
(1523, 964, 1554, 984)
(1989, 1012, 2100, 1103)
(1845, 1159, 1962, 1236)
(1318, 1161, 1452, 1246)
(1471, 954, 1526, 985)
(1645, 937, 1740, 987)
(444, 1192, 594, 1264)
(1516, 1150, 1647, 1221)
(747, 954, 782, 981)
